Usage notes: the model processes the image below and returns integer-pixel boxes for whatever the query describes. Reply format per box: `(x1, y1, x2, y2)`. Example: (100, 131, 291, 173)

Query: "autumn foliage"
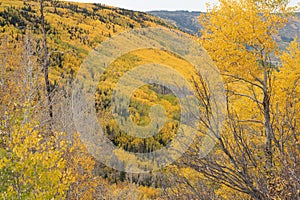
(0, 0, 299, 199)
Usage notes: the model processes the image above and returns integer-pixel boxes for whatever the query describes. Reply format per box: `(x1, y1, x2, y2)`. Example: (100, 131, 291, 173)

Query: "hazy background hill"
(149, 11, 202, 35)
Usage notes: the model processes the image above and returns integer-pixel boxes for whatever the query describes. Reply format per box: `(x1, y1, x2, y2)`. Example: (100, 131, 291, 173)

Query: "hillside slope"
(0, 0, 174, 82)
(0, 0, 188, 185)
(1, 1, 300, 199)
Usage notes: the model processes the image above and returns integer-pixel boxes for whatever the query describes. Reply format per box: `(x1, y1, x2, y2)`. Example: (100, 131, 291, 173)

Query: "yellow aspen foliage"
(191, 0, 299, 199)
(0, 121, 74, 199)
(198, 1, 293, 145)
(273, 37, 300, 181)
(65, 132, 102, 200)
(137, 186, 161, 199)
(200, 0, 289, 74)
(279, 38, 300, 91)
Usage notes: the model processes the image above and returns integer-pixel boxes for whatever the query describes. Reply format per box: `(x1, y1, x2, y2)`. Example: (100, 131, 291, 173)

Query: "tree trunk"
(263, 69, 273, 170)
(40, 0, 53, 126)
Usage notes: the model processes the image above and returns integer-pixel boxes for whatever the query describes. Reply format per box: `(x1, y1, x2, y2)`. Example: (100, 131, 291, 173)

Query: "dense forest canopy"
(0, 0, 299, 199)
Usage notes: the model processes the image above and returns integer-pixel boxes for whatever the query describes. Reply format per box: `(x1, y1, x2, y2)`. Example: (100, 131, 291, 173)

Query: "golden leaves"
(0, 122, 74, 199)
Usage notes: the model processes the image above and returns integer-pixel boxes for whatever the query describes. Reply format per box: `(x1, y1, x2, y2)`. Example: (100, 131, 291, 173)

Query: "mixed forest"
(0, 0, 299, 199)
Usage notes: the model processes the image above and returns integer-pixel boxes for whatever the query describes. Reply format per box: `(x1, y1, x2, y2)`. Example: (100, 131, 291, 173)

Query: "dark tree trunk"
(40, 0, 53, 126)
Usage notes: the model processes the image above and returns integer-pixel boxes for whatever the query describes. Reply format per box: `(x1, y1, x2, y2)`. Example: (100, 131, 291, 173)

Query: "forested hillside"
(0, 0, 174, 81)
(0, 0, 299, 199)
(0, 0, 181, 199)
